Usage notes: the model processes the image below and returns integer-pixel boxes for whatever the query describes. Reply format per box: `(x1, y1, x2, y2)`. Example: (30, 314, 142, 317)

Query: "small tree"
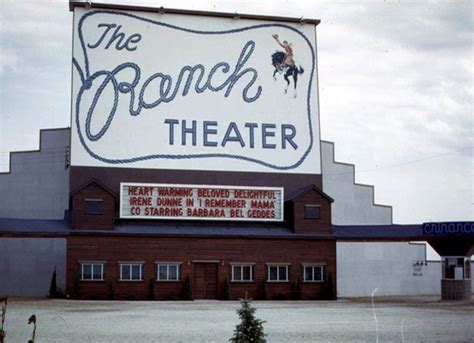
(148, 279, 155, 300)
(292, 278, 302, 300)
(180, 275, 192, 300)
(223, 277, 231, 300)
(325, 272, 335, 300)
(49, 268, 58, 298)
(257, 280, 266, 300)
(107, 281, 115, 300)
(72, 273, 81, 299)
(230, 297, 266, 343)
(0, 297, 7, 343)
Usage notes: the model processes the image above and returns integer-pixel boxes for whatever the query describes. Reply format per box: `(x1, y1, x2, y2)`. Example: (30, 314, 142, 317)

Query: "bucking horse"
(271, 51, 304, 98)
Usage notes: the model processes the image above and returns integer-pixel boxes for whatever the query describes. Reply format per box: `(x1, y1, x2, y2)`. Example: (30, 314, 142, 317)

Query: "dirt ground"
(2, 295, 473, 342)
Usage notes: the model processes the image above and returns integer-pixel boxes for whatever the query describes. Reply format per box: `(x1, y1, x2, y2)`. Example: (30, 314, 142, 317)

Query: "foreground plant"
(0, 297, 7, 343)
(28, 314, 36, 343)
(230, 297, 266, 343)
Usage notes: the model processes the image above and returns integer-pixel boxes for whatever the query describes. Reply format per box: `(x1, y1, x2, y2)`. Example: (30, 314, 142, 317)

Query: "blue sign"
(422, 222, 474, 236)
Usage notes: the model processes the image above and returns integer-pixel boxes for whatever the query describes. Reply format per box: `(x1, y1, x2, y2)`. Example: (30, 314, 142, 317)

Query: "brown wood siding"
(292, 190, 332, 234)
(67, 235, 336, 300)
(71, 183, 115, 230)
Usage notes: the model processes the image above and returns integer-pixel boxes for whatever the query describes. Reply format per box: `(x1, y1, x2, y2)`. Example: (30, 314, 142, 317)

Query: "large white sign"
(71, 7, 321, 174)
(120, 183, 284, 221)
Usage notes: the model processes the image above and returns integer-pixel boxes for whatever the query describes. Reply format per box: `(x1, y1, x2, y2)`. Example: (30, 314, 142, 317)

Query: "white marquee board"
(120, 183, 284, 221)
(71, 7, 321, 174)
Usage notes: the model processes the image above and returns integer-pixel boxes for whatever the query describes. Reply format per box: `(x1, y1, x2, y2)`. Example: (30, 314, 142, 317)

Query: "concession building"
(0, 1, 472, 301)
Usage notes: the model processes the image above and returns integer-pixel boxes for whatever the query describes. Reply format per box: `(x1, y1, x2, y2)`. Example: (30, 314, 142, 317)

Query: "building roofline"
(69, 1, 321, 26)
(320, 140, 393, 218)
(0, 127, 70, 175)
(70, 178, 117, 199)
(286, 184, 334, 203)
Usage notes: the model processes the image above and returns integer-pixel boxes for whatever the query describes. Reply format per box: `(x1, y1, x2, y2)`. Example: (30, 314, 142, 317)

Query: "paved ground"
(2, 296, 473, 342)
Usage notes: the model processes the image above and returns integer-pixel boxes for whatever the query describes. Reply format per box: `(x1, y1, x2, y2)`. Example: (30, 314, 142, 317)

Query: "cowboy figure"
(272, 34, 295, 66)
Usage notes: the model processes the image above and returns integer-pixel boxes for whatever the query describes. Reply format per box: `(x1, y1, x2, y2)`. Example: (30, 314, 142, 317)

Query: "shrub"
(180, 275, 192, 300)
(108, 281, 115, 300)
(49, 268, 58, 298)
(230, 297, 266, 343)
(292, 278, 302, 300)
(272, 293, 287, 301)
(148, 279, 155, 300)
(257, 280, 266, 300)
(72, 273, 81, 299)
(325, 272, 335, 300)
(125, 294, 136, 301)
(223, 277, 231, 300)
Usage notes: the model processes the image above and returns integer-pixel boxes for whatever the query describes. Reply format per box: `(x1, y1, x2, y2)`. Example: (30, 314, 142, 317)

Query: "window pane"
(131, 265, 141, 280)
(305, 266, 313, 281)
(243, 266, 251, 281)
(304, 205, 320, 219)
(83, 264, 92, 280)
(279, 266, 287, 281)
(234, 266, 242, 281)
(93, 264, 102, 280)
(269, 266, 278, 281)
(169, 265, 178, 280)
(84, 200, 102, 214)
(314, 266, 322, 281)
(159, 265, 168, 280)
(122, 265, 130, 280)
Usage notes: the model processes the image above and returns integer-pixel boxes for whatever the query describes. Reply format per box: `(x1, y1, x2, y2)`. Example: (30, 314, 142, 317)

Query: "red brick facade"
(67, 168, 336, 300)
(67, 235, 336, 300)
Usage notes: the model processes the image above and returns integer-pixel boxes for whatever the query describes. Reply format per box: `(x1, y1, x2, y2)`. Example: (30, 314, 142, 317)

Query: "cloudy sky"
(0, 0, 472, 224)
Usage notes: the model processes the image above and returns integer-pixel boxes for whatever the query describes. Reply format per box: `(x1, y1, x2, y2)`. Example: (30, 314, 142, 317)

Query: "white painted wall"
(321, 141, 447, 296)
(321, 141, 392, 225)
(337, 242, 442, 297)
(0, 238, 66, 296)
(0, 129, 69, 220)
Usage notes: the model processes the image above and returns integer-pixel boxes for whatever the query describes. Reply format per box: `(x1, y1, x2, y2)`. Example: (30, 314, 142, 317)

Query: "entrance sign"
(71, 7, 321, 174)
(120, 183, 284, 221)
(422, 222, 474, 236)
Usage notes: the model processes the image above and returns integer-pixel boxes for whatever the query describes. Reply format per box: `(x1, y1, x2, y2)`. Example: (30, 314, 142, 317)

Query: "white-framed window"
(303, 264, 324, 282)
(156, 262, 181, 281)
(119, 262, 144, 281)
(230, 263, 254, 282)
(80, 261, 105, 281)
(266, 264, 290, 282)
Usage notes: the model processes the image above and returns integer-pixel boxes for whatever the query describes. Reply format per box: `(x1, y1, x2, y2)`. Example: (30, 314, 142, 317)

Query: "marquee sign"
(71, 7, 321, 174)
(120, 183, 284, 221)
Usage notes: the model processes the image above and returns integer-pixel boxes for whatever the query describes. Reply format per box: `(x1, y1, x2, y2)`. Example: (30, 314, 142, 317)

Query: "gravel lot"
(3, 296, 473, 342)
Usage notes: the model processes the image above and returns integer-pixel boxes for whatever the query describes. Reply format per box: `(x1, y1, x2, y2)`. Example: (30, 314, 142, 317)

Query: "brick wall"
(67, 235, 336, 300)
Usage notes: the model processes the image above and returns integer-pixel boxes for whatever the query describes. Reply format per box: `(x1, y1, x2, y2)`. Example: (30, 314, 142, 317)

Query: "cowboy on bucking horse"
(272, 34, 295, 67)
(271, 34, 304, 98)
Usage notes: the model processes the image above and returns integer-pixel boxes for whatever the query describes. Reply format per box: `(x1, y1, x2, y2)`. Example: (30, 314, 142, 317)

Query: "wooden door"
(194, 263, 218, 299)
